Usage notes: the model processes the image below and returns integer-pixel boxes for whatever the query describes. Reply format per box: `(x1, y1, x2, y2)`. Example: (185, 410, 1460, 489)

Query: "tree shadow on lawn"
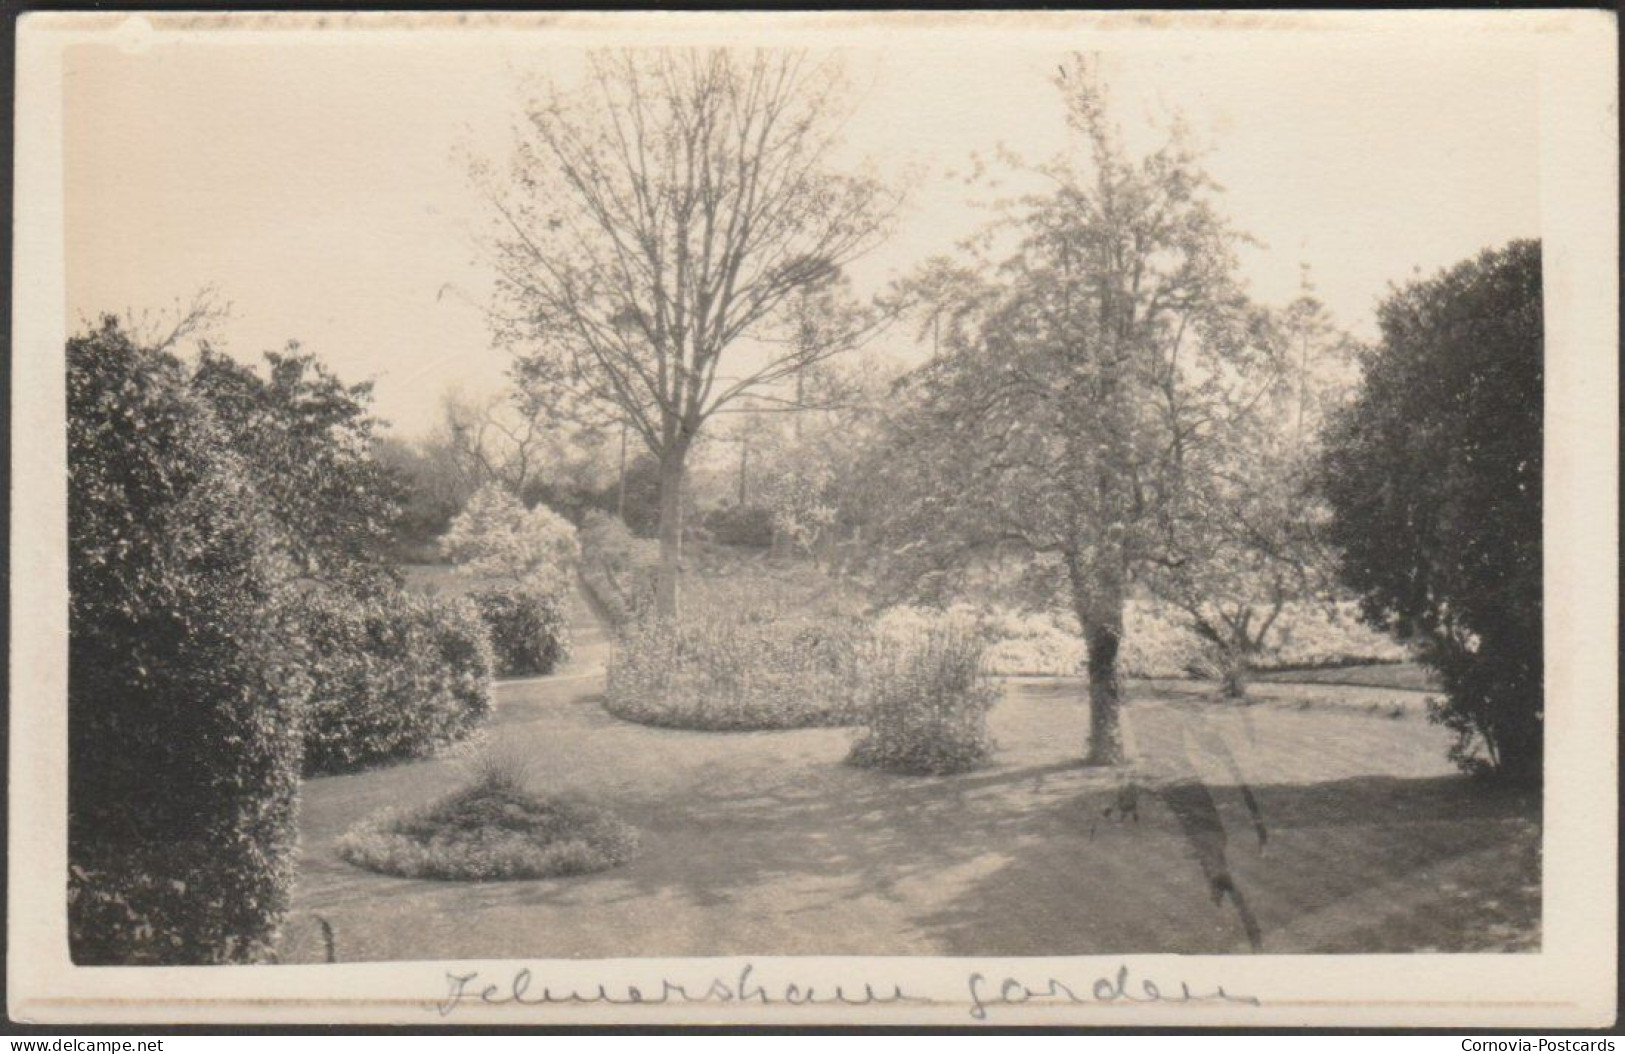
(431, 743, 1537, 957)
(913, 773, 1540, 956)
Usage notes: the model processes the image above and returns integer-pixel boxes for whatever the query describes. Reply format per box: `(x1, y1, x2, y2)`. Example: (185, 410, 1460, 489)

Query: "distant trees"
(1320, 240, 1543, 782)
(190, 344, 404, 593)
(476, 49, 900, 617)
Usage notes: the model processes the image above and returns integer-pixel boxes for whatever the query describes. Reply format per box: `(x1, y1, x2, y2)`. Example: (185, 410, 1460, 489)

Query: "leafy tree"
(866, 58, 1259, 765)
(68, 318, 303, 963)
(476, 49, 901, 617)
(1320, 240, 1543, 781)
(189, 344, 403, 593)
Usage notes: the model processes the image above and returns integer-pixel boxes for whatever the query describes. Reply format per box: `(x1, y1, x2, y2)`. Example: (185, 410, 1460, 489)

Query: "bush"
(442, 483, 579, 597)
(1321, 240, 1543, 780)
(579, 510, 659, 626)
(704, 502, 776, 548)
(67, 319, 304, 965)
(848, 614, 998, 775)
(605, 603, 864, 731)
(294, 588, 495, 775)
(469, 586, 572, 677)
(336, 746, 638, 881)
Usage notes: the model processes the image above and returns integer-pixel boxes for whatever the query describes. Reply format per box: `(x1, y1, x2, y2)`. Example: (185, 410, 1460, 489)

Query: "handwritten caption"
(436, 963, 1259, 1021)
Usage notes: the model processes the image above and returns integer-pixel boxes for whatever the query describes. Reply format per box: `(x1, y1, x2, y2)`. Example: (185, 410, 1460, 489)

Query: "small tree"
(1143, 291, 1360, 697)
(1320, 240, 1543, 782)
(442, 483, 580, 596)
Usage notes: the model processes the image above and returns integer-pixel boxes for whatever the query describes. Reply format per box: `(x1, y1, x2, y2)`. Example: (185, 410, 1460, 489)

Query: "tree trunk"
(654, 448, 687, 619)
(1083, 614, 1127, 765)
(1072, 552, 1128, 766)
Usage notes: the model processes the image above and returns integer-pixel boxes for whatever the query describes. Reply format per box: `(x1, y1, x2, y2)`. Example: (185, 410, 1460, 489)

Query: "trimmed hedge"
(469, 586, 572, 677)
(294, 588, 495, 776)
(68, 319, 304, 965)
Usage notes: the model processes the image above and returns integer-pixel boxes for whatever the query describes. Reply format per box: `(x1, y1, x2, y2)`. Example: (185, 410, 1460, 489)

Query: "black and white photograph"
(9, 9, 1617, 1029)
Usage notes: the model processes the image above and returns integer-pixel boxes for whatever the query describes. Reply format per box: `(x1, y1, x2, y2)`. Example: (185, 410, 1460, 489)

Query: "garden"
(65, 48, 1544, 967)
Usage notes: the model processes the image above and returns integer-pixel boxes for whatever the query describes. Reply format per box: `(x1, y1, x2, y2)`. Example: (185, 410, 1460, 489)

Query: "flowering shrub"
(68, 320, 304, 965)
(884, 595, 1410, 683)
(848, 612, 998, 775)
(606, 601, 865, 731)
(293, 588, 495, 775)
(468, 586, 572, 677)
(442, 483, 579, 597)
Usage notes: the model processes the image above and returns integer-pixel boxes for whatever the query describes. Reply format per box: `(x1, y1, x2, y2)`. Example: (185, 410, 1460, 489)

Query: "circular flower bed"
(337, 783, 639, 882)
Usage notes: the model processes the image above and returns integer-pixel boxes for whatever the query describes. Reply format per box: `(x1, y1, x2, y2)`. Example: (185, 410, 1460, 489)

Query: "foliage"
(67, 318, 304, 965)
(886, 595, 1407, 679)
(577, 510, 661, 626)
(442, 482, 580, 596)
(189, 343, 403, 593)
(1140, 287, 1363, 696)
(336, 750, 638, 881)
(481, 49, 900, 617)
(848, 613, 999, 775)
(373, 433, 478, 554)
(864, 57, 1257, 764)
(1320, 240, 1543, 781)
(468, 585, 573, 677)
(605, 602, 865, 731)
(292, 587, 495, 776)
(703, 501, 776, 549)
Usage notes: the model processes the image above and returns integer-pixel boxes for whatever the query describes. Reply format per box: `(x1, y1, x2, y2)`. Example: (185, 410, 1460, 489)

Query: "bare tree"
(475, 49, 902, 617)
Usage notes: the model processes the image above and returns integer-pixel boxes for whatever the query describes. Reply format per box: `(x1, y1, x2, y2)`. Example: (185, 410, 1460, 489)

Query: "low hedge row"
(293, 589, 495, 776)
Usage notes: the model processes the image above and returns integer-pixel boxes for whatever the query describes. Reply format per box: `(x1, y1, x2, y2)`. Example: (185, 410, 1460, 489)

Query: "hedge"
(294, 588, 495, 776)
(68, 319, 305, 965)
(468, 586, 572, 677)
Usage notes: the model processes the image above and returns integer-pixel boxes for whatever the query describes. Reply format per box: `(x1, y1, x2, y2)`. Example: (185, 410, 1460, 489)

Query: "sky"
(62, 16, 1542, 437)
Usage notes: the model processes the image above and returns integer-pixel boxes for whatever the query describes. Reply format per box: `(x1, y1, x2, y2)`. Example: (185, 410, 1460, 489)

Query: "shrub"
(1321, 240, 1543, 780)
(67, 318, 304, 965)
(442, 483, 579, 597)
(848, 613, 998, 775)
(336, 746, 638, 881)
(579, 510, 659, 626)
(468, 586, 572, 677)
(704, 502, 776, 548)
(293, 588, 495, 775)
(605, 603, 864, 731)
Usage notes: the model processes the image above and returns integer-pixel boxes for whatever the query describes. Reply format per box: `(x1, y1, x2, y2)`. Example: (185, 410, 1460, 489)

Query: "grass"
(289, 666, 1540, 960)
(335, 749, 639, 882)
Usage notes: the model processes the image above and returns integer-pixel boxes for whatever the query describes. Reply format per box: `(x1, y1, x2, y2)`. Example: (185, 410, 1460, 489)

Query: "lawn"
(279, 577, 1539, 963)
